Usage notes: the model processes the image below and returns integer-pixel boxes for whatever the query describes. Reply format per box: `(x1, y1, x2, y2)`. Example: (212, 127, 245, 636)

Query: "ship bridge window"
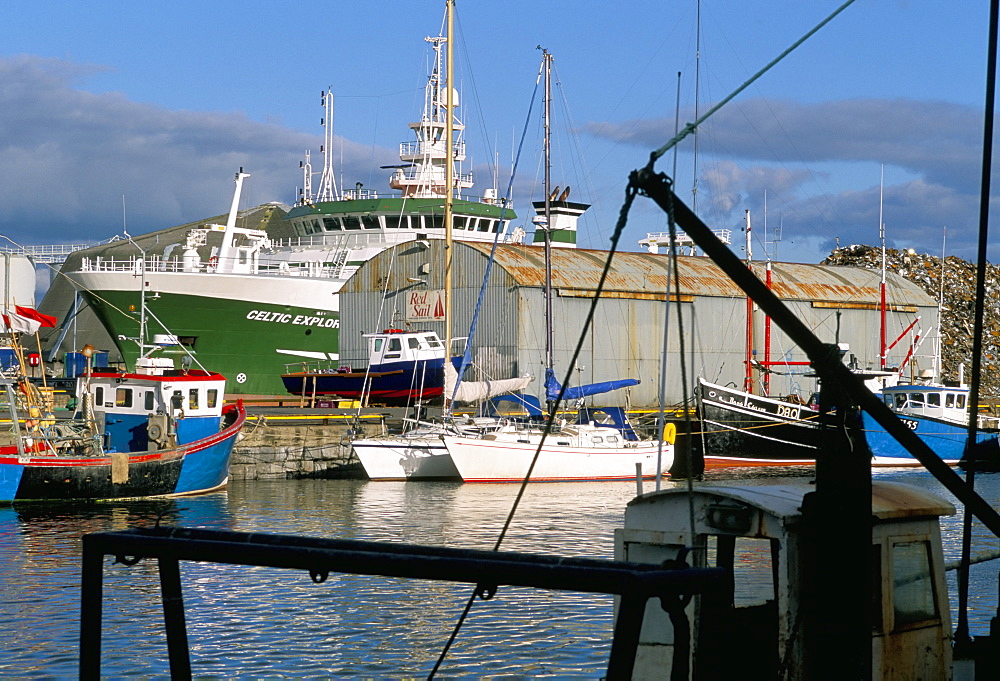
(207, 389, 218, 409)
(946, 394, 956, 408)
(957, 394, 967, 409)
(478, 219, 491, 232)
(426, 216, 443, 230)
(322, 217, 342, 231)
(115, 388, 133, 408)
(926, 393, 941, 407)
(385, 216, 408, 229)
(453, 217, 468, 230)
(497, 220, 507, 233)
(894, 394, 907, 409)
(361, 215, 379, 229)
(892, 540, 938, 628)
(909, 393, 925, 407)
(144, 391, 155, 411)
(343, 216, 362, 230)
(408, 338, 420, 350)
(189, 389, 199, 410)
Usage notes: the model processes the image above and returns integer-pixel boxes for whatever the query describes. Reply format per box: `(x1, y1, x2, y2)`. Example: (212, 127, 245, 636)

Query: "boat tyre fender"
(662, 422, 676, 445)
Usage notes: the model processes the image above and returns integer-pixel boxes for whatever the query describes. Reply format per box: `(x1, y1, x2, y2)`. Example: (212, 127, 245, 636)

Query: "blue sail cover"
(544, 368, 640, 402)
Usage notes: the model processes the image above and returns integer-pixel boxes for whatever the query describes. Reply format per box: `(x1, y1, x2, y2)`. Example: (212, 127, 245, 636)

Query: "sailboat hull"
(443, 435, 670, 483)
(352, 436, 459, 480)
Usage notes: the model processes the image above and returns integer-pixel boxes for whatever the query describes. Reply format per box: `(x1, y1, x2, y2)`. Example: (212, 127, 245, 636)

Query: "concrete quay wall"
(229, 409, 391, 481)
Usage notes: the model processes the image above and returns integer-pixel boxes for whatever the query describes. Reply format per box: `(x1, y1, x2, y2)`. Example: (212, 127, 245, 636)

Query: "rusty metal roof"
(464, 243, 936, 305)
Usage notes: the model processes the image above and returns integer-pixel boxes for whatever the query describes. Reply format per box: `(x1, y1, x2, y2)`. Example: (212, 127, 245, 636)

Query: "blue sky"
(1, 0, 995, 263)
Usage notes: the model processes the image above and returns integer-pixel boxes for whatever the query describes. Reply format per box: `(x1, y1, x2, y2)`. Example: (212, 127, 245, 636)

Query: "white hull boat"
(443, 423, 672, 483)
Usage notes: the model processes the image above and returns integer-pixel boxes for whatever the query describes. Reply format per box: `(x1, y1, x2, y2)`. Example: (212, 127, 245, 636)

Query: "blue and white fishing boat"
(861, 382, 1000, 465)
(0, 315, 246, 501)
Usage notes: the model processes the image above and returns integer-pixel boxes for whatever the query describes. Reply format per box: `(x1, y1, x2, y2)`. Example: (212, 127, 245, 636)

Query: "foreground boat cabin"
(614, 482, 954, 679)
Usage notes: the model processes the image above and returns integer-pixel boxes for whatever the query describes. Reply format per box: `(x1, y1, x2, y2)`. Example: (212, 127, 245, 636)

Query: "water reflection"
(2, 471, 1000, 677)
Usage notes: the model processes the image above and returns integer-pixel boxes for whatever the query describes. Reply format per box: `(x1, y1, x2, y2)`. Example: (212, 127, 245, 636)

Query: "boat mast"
(744, 210, 754, 393)
(444, 0, 455, 378)
(542, 48, 554, 382)
(879, 165, 887, 370)
(317, 89, 338, 202)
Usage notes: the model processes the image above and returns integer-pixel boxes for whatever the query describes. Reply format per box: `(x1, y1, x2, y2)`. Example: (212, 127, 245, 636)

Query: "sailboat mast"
(542, 49, 554, 374)
(444, 0, 455, 366)
(879, 165, 887, 370)
(744, 210, 754, 393)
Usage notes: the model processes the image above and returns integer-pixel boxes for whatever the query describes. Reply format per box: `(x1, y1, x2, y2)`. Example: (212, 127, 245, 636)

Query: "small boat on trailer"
(281, 329, 456, 406)
(0, 355, 245, 502)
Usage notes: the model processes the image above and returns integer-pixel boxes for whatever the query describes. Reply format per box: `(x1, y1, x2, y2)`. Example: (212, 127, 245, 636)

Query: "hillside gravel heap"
(822, 244, 998, 397)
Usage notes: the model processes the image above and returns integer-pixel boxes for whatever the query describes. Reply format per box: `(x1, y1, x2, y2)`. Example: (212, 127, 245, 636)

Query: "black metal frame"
(79, 526, 726, 679)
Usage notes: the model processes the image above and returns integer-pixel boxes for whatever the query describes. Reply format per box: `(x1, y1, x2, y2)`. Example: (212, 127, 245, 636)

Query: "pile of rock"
(823, 244, 999, 397)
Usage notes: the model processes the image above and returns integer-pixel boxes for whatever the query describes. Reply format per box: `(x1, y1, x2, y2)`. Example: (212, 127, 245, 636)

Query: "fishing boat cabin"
(615, 482, 955, 679)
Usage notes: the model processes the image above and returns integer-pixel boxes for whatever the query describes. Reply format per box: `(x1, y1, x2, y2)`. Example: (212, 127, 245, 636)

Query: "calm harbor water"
(2, 469, 1000, 677)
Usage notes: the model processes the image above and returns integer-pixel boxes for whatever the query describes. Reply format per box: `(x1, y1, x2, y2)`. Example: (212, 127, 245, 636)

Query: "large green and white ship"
(67, 30, 518, 396)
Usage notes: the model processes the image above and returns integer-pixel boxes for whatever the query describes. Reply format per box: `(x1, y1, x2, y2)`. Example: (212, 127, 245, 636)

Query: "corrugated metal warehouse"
(338, 241, 940, 407)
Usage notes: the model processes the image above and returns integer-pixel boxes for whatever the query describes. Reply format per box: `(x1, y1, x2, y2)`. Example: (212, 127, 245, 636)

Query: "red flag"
(14, 306, 57, 328)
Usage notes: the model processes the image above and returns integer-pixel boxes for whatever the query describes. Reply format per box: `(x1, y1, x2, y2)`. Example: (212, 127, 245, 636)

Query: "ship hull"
(69, 270, 343, 396)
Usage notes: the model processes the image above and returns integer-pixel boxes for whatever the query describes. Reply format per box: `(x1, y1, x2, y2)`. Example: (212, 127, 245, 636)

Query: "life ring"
(208, 256, 219, 268)
(662, 422, 677, 445)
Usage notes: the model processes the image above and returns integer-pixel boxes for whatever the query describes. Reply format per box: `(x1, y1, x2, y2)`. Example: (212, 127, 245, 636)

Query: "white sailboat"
(351, 3, 532, 481)
(443, 49, 674, 483)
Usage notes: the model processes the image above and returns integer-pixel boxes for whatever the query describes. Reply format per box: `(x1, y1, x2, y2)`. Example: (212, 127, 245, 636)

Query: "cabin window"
(342, 216, 362, 230)
(189, 389, 199, 410)
(207, 389, 218, 408)
(478, 219, 491, 232)
(385, 216, 406, 229)
(465, 218, 477, 231)
(408, 338, 420, 350)
(453, 216, 468, 230)
(892, 540, 938, 628)
(424, 335, 443, 348)
(497, 220, 507, 233)
(389, 339, 402, 352)
(410, 216, 423, 229)
(946, 394, 956, 408)
(373, 338, 384, 353)
(426, 215, 443, 230)
(894, 394, 907, 409)
(592, 437, 604, 444)
(607, 436, 619, 444)
(95, 386, 105, 406)
(322, 217, 341, 231)
(171, 391, 184, 412)
(361, 215, 379, 229)
(144, 391, 155, 411)
(957, 394, 967, 409)
(115, 388, 133, 408)
(909, 393, 924, 407)
(709, 536, 778, 607)
(926, 393, 941, 407)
